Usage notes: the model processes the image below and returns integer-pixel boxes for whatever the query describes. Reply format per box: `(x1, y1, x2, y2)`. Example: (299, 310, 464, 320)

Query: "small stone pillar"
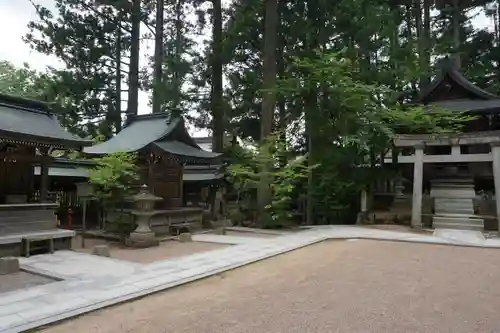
(360, 189, 368, 213)
(125, 185, 161, 248)
(92, 245, 111, 257)
(411, 144, 424, 228)
(0, 257, 20, 275)
(491, 142, 500, 231)
(356, 188, 371, 224)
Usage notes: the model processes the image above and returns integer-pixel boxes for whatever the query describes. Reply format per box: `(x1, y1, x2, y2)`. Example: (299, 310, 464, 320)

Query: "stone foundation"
(125, 231, 159, 248)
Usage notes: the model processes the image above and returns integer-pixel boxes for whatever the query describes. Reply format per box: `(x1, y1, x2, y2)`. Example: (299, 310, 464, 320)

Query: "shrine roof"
(35, 158, 223, 181)
(183, 164, 224, 182)
(153, 141, 220, 160)
(426, 99, 500, 113)
(417, 58, 500, 113)
(84, 113, 221, 161)
(0, 93, 91, 148)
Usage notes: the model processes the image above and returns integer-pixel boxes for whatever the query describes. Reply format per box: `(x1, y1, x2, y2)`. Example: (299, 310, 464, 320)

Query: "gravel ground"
(0, 271, 55, 294)
(41, 239, 500, 333)
(72, 236, 228, 264)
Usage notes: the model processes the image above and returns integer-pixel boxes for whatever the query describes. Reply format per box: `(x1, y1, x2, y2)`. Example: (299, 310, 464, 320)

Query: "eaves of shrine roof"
(426, 99, 500, 113)
(0, 93, 91, 149)
(84, 113, 180, 154)
(84, 113, 221, 161)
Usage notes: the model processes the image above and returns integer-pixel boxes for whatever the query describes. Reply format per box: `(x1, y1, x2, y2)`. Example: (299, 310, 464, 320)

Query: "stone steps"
(429, 178, 484, 231)
(434, 198, 475, 204)
(434, 197, 475, 216)
(432, 215, 484, 231)
(432, 221, 484, 231)
(435, 208, 475, 215)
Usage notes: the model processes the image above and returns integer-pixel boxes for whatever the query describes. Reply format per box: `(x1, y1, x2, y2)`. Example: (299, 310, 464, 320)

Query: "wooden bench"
(23, 235, 55, 257)
(0, 229, 74, 257)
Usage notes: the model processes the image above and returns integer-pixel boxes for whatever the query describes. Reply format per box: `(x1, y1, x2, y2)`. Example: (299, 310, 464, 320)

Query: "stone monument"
(125, 185, 161, 248)
(430, 173, 484, 231)
(0, 257, 20, 275)
(178, 233, 192, 242)
(91, 245, 111, 257)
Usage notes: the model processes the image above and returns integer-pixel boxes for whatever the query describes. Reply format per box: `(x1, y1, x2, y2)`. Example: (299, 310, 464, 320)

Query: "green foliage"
(15, 0, 500, 227)
(0, 61, 52, 99)
(383, 106, 475, 136)
(25, 0, 134, 137)
(276, 51, 471, 224)
(227, 134, 314, 227)
(88, 152, 139, 204)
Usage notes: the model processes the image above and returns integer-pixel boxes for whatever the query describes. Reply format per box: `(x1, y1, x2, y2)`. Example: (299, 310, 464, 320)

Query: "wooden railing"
(31, 190, 81, 208)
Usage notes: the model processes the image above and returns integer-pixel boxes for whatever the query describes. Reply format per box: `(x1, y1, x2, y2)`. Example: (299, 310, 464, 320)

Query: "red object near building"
(66, 208, 73, 230)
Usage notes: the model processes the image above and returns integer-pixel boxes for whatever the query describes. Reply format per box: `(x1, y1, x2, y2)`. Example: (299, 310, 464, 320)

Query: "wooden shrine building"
(0, 93, 90, 256)
(84, 113, 223, 233)
(363, 59, 500, 232)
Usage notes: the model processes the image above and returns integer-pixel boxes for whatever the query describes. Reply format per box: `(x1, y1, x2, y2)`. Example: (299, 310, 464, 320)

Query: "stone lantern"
(125, 184, 161, 248)
(394, 177, 406, 198)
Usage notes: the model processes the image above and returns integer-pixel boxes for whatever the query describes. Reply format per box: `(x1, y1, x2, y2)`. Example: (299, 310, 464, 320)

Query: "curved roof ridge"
(420, 57, 500, 102)
(84, 115, 176, 154)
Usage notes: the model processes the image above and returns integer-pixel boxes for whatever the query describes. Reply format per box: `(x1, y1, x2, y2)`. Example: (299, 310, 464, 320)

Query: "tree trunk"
(494, 2, 499, 44)
(404, 3, 418, 90)
(211, 0, 224, 153)
(414, 0, 424, 89)
(126, 0, 141, 122)
(452, 0, 461, 68)
(172, 0, 183, 114)
(258, 0, 278, 221)
(304, 0, 321, 225)
(209, 0, 224, 218)
(114, 6, 123, 133)
(277, 97, 287, 167)
(152, 0, 164, 114)
(277, 1, 286, 168)
(260, 0, 278, 142)
(422, 0, 431, 89)
(389, 6, 400, 92)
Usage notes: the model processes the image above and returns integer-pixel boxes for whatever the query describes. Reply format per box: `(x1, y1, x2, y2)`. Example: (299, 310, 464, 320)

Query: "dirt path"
(42, 240, 500, 333)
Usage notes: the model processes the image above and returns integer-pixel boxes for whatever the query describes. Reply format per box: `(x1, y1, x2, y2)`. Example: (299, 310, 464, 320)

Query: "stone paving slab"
(191, 233, 268, 244)
(433, 229, 486, 244)
(2, 225, 500, 332)
(224, 226, 290, 235)
(19, 251, 144, 280)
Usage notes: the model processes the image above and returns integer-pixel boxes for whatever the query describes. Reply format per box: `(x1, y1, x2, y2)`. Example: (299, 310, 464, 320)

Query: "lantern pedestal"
(126, 212, 159, 248)
(126, 230, 158, 248)
(125, 185, 161, 248)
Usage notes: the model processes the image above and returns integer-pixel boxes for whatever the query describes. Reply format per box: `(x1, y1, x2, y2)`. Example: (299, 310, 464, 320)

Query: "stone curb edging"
(2, 236, 327, 333)
(20, 266, 66, 282)
(4, 229, 500, 333)
(335, 235, 500, 249)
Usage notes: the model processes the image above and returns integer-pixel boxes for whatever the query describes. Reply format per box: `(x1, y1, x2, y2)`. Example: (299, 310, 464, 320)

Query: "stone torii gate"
(393, 131, 500, 230)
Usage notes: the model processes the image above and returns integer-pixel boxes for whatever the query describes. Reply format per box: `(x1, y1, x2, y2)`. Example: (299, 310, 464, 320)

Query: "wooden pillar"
(411, 144, 424, 228)
(39, 148, 50, 203)
(179, 161, 184, 206)
(491, 142, 500, 231)
(147, 153, 155, 193)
